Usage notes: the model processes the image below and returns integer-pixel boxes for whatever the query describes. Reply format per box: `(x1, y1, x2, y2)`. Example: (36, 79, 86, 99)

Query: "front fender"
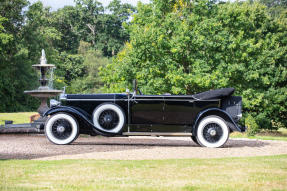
(43, 106, 116, 136)
(192, 108, 246, 134)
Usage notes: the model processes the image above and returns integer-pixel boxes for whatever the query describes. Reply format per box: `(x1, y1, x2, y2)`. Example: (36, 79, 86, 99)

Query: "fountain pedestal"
(24, 89, 62, 115)
(39, 97, 49, 115)
(24, 49, 62, 116)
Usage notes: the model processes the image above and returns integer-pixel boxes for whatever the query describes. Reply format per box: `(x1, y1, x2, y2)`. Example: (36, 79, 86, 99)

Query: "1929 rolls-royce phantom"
(43, 84, 246, 148)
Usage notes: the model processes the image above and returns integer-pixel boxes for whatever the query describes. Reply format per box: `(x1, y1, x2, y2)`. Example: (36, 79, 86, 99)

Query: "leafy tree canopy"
(100, 0, 287, 129)
(0, 0, 135, 112)
(260, 0, 287, 17)
(0, 0, 39, 112)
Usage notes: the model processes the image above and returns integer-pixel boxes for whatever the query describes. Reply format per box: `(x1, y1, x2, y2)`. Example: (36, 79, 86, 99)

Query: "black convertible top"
(192, 88, 235, 100)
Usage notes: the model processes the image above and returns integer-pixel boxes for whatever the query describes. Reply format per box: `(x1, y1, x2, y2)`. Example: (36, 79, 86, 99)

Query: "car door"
(130, 95, 164, 124)
(163, 96, 196, 125)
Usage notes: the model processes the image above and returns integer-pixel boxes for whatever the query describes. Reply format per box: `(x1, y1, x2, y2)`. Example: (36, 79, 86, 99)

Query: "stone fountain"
(24, 49, 62, 116)
(0, 50, 62, 133)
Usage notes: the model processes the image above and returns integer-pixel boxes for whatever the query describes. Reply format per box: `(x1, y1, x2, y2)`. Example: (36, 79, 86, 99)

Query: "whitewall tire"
(196, 116, 229, 148)
(45, 113, 79, 145)
(93, 103, 125, 133)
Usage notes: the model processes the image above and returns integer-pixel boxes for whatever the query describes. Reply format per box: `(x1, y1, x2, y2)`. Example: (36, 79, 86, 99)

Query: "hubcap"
(202, 123, 223, 143)
(51, 119, 72, 140)
(98, 109, 119, 130)
(208, 129, 216, 136)
(57, 125, 65, 133)
(104, 115, 112, 122)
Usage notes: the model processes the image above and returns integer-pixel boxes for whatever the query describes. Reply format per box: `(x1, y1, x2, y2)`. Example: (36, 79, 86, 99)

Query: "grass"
(231, 128, 287, 141)
(0, 155, 287, 191)
(0, 112, 37, 125)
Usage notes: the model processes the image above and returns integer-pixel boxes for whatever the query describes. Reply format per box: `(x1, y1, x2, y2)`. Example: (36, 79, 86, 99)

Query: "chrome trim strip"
(63, 99, 122, 101)
(134, 95, 197, 97)
(122, 132, 193, 136)
(63, 98, 220, 102)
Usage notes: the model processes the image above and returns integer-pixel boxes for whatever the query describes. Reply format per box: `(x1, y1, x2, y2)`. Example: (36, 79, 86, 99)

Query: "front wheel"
(45, 113, 79, 145)
(196, 116, 229, 148)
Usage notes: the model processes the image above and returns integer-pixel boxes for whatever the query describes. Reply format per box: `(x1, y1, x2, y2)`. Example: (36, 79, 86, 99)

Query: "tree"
(74, 0, 135, 56)
(57, 52, 85, 84)
(100, 0, 287, 130)
(51, 6, 81, 53)
(260, 0, 287, 17)
(23, 2, 61, 62)
(0, 16, 12, 53)
(68, 41, 111, 93)
(0, 0, 136, 112)
(74, 0, 104, 46)
(0, 0, 40, 112)
(260, 0, 287, 7)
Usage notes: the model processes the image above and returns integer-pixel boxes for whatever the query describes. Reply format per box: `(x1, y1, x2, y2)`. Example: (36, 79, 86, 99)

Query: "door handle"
(132, 100, 138, 104)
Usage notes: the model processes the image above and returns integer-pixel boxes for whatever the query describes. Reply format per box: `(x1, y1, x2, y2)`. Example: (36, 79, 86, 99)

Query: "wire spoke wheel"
(196, 116, 229, 148)
(51, 119, 73, 140)
(202, 123, 223, 143)
(45, 113, 79, 145)
(98, 109, 119, 130)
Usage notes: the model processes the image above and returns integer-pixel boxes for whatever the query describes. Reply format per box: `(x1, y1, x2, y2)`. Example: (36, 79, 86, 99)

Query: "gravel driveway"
(0, 134, 287, 160)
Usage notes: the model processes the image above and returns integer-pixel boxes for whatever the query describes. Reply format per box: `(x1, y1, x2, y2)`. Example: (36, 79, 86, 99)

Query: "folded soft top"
(192, 88, 235, 100)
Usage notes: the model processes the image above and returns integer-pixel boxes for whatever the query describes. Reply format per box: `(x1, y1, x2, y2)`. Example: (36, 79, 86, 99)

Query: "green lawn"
(0, 155, 287, 191)
(231, 128, 287, 141)
(0, 112, 37, 125)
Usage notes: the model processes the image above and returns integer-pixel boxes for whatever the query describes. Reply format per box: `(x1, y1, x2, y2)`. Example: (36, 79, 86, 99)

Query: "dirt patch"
(0, 134, 286, 160)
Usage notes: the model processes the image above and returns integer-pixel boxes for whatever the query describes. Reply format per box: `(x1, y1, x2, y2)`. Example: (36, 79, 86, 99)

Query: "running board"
(122, 132, 193, 136)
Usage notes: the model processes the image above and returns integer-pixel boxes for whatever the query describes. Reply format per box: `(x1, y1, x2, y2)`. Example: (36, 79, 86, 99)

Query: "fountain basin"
(24, 89, 62, 98)
(24, 89, 62, 115)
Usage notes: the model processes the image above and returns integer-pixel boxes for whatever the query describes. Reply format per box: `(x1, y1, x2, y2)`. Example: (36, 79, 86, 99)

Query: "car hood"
(64, 93, 128, 100)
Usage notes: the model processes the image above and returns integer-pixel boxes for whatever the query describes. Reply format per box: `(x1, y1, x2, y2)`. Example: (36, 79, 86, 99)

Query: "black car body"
(44, 87, 245, 147)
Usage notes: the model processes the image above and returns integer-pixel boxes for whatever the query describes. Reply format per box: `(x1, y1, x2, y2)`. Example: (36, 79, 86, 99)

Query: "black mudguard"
(192, 108, 246, 135)
(43, 106, 117, 136)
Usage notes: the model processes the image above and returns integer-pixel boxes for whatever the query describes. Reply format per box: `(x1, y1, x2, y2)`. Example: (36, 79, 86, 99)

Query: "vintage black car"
(43, 84, 245, 147)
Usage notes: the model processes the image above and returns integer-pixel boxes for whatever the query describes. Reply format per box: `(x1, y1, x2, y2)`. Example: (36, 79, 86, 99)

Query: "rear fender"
(43, 106, 115, 136)
(192, 108, 245, 134)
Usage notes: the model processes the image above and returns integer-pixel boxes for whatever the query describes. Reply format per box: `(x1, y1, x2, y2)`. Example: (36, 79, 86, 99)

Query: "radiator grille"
(222, 96, 242, 122)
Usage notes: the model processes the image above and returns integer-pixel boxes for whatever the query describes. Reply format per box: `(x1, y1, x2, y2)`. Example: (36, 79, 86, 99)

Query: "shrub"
(245, 114, 260, 136)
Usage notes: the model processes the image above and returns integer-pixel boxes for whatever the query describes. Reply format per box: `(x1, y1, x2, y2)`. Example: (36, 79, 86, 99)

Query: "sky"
(28, 0, 150, 11)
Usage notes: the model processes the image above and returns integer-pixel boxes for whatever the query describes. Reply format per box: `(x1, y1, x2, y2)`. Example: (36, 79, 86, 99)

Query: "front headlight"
(50, 99, 60, 107)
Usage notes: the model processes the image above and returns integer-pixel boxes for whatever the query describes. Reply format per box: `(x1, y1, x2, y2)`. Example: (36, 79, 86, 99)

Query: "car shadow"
(224, 139, 269, 148)
(0, 135, 270, 160)
(74, 137, 269, 148)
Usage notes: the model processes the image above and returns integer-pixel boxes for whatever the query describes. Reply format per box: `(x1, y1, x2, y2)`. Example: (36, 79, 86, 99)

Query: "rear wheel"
(196, 116, 229, 148)
(45, 113, 79, 145)
(93, 103, 125, 133)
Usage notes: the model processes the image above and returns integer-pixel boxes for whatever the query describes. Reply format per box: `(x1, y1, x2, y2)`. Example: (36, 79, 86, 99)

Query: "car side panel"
(164, 96, 220, 125)
(163, 96, 195, 125)
(130, 96, 164, 124)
